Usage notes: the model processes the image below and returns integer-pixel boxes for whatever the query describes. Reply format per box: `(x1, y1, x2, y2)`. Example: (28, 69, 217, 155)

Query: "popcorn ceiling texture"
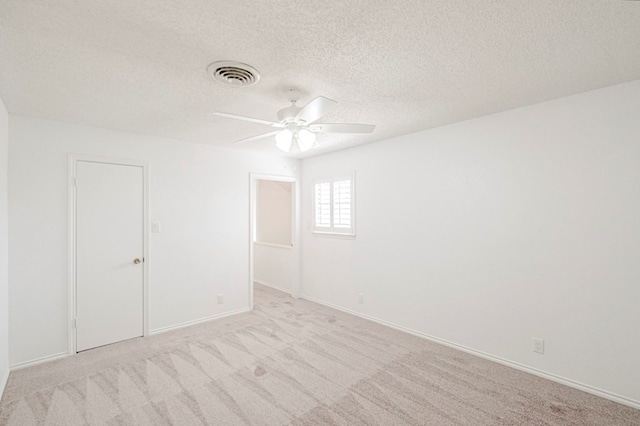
(1, 284, 639, 424)
(0, 1, 639, 157)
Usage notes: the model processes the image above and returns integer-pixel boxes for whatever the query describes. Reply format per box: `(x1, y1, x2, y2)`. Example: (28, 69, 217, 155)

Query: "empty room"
(1, 1, 639, 424)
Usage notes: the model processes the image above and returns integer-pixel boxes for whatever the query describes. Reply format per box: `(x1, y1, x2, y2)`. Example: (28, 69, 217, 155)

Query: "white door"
(76, 160, 144, 352)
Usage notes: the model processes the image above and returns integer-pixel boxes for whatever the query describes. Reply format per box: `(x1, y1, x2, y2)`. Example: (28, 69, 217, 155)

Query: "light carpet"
(1, 284, 638, 425)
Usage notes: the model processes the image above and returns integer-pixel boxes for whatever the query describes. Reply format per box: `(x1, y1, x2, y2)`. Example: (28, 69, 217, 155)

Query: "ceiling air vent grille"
(207, 61, 260, 87)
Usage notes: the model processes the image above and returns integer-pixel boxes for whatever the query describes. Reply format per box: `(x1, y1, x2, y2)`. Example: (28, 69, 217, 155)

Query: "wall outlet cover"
(533, 337, 544, 354)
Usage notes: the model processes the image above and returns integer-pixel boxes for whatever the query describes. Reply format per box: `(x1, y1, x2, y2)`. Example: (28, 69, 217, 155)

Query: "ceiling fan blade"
(212, 112, 283, 127)
(310, 123, 375, 134)
(232, 130, 280, 144)
(295, 96, 337, 124)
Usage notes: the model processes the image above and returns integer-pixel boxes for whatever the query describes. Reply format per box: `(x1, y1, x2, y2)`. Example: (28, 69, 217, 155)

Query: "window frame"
(312, 173, 355, 237)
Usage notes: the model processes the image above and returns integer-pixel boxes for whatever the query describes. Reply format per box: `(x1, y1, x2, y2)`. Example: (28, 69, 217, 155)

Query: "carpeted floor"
(1, 284, 638, 425)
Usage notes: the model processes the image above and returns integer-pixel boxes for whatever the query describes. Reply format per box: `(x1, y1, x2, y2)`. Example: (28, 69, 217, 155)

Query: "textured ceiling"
(1, 1, 639, 157)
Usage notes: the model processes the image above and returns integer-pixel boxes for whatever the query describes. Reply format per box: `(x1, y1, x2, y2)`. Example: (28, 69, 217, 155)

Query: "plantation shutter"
(314, 181, 331, 229)
(333, 180, 352, 229)
(313, 175, 354, 235)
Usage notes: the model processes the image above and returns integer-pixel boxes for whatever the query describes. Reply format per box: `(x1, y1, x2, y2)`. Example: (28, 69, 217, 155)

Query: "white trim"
(8, 308, 248, 370)
(0, 368, 8, 401)
(249, 173, 298, 310)
(10, 352, 69, 371)
(143, 164, 150, 337)
(149, 308, 250, 335)
(300, 294, 640, 410)
(67, 155, 76, 356)
(67, 154, 150, 355)
(253, 241, 293, 250)
(311, 231, 356, 239)
(293, 167, 302, 299)
(254, 279, 291, 294)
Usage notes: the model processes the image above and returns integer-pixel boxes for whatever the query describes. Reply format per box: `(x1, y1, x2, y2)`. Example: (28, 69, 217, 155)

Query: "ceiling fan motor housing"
(277, 105, 302, 123)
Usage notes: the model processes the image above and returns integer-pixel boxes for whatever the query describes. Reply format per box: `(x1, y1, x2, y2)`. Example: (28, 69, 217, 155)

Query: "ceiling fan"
(212, 91, 375, 153)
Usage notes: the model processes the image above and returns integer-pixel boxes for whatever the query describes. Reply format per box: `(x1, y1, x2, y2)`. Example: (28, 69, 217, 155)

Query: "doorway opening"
(249, 174, 299, 309)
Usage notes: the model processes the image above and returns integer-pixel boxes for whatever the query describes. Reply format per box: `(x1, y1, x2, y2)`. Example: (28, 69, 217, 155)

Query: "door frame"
(67, 154, 150, 355)
(249, 173, 300, 309)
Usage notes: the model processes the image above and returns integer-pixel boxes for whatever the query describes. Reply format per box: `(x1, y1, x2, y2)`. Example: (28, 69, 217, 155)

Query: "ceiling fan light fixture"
(297, 129, 316, 152)
(213, 92, 375, 153)
(275, 129, 293, 152)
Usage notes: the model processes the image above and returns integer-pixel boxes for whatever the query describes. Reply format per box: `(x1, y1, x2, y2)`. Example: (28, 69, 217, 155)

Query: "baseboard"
(6, 309, 251, 371)
(0, 368, 9, 401)
(149, 307, 250, 335)
(10, 351, 69, 371)
(254, 279, 291, 295)
(300, 294, 640, 410)
(7, 309, 251, 371)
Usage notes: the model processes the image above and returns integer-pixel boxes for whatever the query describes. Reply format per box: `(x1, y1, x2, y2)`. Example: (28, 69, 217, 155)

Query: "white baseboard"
(10, 351, 69, 371)
(0, 368, 9, 401)
(7, 309, 251, 372)
(300, 294, 640, 410)
(150, 307, 250, 335)
(254, 279, 291, 295)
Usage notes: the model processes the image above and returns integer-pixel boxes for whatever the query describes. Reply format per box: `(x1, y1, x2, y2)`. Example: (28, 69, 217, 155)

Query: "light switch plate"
(151, 221, 161, 233)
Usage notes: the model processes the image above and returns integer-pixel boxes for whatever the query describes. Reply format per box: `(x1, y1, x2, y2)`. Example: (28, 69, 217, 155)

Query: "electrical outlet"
(533, 338, 544, 354)
(217, 294, 224, 304)
(358, 293, 364, 304)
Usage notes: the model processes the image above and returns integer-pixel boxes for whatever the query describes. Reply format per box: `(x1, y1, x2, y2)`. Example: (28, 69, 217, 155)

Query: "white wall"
(0, 97, 9, 396)
(253, 243, 293, 293)
(301, 80, 640, 405)
(257, 180, 292, 246)
(8, 115, 297, 366)
(254, 180, 294, 292)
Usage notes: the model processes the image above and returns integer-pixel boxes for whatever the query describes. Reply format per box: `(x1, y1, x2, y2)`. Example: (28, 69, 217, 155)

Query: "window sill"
(311, 231, 356, 239)
(254, 241, 293, 249)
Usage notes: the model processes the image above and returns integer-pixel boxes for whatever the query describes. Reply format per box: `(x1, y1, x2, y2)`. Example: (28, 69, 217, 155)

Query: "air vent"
(207, 61, 260, 87)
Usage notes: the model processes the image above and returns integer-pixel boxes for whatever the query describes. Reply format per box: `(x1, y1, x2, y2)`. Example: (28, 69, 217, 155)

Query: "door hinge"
(72, 318, 78, 329)
(72, 177, 78, 187)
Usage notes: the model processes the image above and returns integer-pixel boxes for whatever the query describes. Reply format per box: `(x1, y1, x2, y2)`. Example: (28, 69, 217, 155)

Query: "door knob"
(133, 258, 141, 264)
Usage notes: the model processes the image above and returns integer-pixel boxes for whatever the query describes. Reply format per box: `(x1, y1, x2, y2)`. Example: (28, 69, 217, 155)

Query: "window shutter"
(333, 180, 351, 229)
(313, 175, 355, 236)
(314, 182, 331, 228)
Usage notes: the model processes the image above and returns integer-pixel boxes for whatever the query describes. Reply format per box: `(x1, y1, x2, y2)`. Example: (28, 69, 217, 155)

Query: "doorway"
(249, 174, 299, 309)
(69, 156, 148, 353)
